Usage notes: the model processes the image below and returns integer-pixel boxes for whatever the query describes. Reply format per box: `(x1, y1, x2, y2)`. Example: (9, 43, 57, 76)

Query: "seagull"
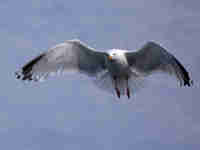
(15, 39, 192, 98)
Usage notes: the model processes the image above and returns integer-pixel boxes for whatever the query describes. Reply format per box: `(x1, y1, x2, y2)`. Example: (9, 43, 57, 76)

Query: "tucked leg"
(115, 87, 121, 98)
(126, 76, 130, 99)
(113, 76, 120, 98)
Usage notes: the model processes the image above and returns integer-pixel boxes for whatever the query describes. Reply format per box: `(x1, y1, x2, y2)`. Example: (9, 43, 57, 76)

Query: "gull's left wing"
(15, 40, 107, 81)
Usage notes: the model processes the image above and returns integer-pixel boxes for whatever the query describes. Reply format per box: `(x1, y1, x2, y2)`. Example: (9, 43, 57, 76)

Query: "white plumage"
(15, 39, 192, 98)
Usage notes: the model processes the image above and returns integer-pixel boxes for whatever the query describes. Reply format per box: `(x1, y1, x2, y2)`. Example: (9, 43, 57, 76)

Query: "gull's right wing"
(125, 42, 193, 86)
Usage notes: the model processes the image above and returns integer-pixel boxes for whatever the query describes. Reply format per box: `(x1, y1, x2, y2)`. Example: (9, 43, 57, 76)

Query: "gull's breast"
(107, 61, 130, 77)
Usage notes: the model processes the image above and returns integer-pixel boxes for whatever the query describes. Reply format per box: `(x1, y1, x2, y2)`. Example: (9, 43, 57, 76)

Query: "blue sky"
(0, 0, 199, 149)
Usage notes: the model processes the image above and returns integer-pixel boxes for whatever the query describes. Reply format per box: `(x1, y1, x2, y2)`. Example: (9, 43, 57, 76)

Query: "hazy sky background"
(0, 0, 200, 149)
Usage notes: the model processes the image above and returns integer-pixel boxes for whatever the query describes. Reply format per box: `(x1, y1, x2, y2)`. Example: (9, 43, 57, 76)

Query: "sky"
(0, 0, 200, 149)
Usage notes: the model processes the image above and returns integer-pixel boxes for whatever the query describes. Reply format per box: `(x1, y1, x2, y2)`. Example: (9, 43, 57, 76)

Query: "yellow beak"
(108, 55, 113, 60)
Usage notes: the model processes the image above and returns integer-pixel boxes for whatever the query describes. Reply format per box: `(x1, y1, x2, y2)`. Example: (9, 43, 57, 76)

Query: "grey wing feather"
(16, 40, 107, 81)
(125, 41, 192, 86)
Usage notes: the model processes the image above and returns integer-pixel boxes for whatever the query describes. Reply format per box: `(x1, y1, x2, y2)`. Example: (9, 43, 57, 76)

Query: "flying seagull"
(15, 40, 192, 98)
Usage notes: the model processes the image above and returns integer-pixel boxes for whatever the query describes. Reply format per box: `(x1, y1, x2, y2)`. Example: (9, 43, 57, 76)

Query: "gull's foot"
(115, 88, 120, 98)
(127, 87, 130, 99)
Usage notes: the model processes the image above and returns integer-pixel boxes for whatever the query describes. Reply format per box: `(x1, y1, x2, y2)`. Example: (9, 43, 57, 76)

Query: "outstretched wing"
(16, 40, 107, 81)
(125, 41, 192, 86)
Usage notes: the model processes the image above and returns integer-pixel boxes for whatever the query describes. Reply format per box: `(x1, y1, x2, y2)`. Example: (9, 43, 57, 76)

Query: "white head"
(107, 49, 127, 62)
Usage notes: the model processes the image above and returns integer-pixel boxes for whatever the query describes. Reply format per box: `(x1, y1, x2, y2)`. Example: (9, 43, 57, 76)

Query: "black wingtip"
(15, 54, 45, 81)
(173, 57, 193, 87)
(15, 70, 34, 81)
(15, 71, 21, 79)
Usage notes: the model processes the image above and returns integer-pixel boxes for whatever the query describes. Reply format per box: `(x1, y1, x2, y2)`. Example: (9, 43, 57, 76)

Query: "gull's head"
(107, 49, 126, 62)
